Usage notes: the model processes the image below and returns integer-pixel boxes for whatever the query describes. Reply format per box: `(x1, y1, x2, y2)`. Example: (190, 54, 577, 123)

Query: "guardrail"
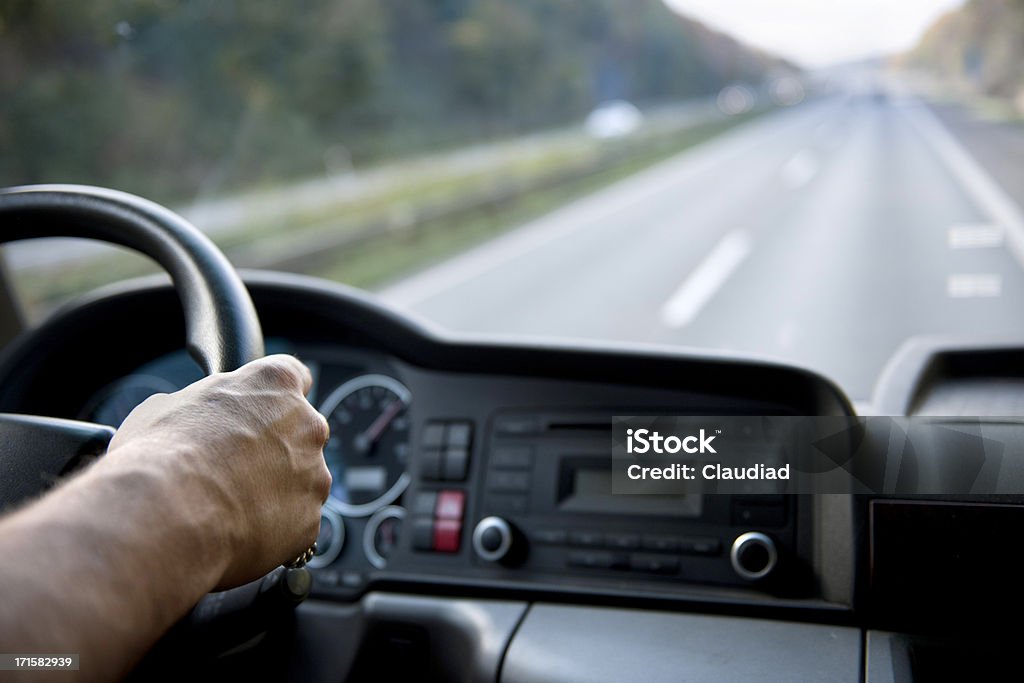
(230, 110, 744, 274)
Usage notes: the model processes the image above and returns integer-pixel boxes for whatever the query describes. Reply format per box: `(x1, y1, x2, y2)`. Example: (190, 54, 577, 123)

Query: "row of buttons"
(421, 421, 473, 482)
(411, 490, 465, 553)
(534, 529, 721, 556)
(567, 551, 681, 575)
(485, 446, 534, 514)
(490, 445, 534, 470)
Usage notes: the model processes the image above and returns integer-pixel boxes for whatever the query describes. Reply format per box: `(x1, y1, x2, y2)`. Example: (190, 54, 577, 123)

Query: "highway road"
(380, 92, 1024, 403)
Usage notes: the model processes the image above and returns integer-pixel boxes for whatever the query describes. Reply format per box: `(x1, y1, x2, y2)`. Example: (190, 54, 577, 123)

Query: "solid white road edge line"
(904, 102, 1024, 270)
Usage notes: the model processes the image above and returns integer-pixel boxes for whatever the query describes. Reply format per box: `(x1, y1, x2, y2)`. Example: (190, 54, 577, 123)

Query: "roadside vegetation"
(905, 0, 1024, 120)
(0, 0, 790, 316)
(13, 107, 766, 314)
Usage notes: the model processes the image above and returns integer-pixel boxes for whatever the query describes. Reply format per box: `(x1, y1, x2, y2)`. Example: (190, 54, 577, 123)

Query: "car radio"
(462, 412, 801, 590)
(311, 409, 809, 602)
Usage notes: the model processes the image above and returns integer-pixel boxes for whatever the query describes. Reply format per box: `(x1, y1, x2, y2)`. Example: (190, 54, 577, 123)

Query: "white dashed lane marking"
(780, 150, 818, 189)
(947, 274, 1002, 298)
(948, 223, 1004, 249)
(660, 230, 753, 328)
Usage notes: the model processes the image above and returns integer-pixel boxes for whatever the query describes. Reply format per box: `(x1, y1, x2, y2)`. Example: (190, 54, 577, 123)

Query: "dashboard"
(5, 271, 1023, 681)
(74, 337, 822, 607)
(0, 271, 854, 613)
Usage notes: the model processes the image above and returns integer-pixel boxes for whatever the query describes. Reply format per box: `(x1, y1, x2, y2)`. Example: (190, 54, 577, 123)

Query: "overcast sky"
(662, 0, 965, 68)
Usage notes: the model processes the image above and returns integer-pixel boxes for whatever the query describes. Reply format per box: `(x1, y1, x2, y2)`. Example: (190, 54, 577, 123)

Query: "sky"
(662, 0, 966, 68)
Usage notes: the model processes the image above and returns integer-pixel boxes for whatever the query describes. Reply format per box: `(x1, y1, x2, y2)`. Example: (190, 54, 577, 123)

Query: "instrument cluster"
(79, 341, 413, 584)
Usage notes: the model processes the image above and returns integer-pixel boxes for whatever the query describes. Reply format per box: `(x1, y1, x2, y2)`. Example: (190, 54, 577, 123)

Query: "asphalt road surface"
(380, 92, 1024, 403)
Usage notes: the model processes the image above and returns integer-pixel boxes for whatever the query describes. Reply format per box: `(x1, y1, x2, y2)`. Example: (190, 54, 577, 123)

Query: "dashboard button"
(494, 416, 542, 435)
(447, 422, 473, 448)
(641, 535, 680, 553)
(472, 517, 516, 562)
(534, 529, 568, 545)
(411, 518, 435, 551)
(630, 554, 681, 575)
(422, 423, 446, 448)
(489, 470, 530, 492)
(569, 531, 604, 547)
(420, 449, 442, 481)
(605, 533, 640, 550)
(479, 526, 504, 553)
(435, 490, 465, 520)
(568, 551, 627, 570)
(732, 502, 786, 528)
(315, 569, 340, 587)
(730, 532, 778, 581)
(433, 519, 462, 553)
(443, 447, 469, 481)
(339, 571, 365, 589)
(678, 537, 722, 556)
(491, 446, 534, 469)
(411, 492, 438, 517)
(489, 494, 528, 514)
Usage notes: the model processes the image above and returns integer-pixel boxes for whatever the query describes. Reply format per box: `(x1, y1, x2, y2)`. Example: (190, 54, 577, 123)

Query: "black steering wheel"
(0, 186, 312, 664)
(0, 184, 264, 506)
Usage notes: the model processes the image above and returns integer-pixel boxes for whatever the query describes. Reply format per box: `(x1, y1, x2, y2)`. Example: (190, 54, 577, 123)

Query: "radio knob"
(730, 532, 778, 581)
(472, 516, 515, 563)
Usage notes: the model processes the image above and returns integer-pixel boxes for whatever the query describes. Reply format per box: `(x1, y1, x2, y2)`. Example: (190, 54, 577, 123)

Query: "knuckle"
(259, 356, 301, 388)
(310, 410, 330, 445)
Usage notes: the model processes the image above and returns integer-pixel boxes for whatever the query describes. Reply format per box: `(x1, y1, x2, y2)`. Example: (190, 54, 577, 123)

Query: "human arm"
(0, 354, 331, 681)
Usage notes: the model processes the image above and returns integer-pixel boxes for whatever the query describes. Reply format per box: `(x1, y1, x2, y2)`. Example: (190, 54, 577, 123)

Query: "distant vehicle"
(584, 100, 643, 138)
(715, 83, 756, 115)
(767, 75, 805, 106)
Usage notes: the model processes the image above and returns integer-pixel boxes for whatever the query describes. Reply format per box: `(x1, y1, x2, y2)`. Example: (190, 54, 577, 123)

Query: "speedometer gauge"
(318, 374, 412, 516)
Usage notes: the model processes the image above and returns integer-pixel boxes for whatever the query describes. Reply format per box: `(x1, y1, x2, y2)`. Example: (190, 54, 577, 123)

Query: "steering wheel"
(0, 184, 264, 506)
(0, 185, 311, 663)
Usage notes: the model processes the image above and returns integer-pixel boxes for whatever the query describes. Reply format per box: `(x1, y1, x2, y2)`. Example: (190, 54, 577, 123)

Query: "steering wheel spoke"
(0, 413, 114, 510)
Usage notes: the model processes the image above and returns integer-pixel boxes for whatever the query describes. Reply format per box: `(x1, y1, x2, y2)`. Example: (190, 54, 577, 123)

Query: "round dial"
(81, 374, 179, 428)
(308, 508, 345, 569)
(318, 374, 412, 516)
(364, 505, 405, 569)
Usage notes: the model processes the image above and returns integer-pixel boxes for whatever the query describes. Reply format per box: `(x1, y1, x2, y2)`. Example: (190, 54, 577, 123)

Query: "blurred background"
(1, 0, 1022, 402)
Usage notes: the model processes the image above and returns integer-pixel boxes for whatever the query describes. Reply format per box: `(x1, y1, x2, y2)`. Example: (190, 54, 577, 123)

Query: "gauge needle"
(355, 399, 407, 454)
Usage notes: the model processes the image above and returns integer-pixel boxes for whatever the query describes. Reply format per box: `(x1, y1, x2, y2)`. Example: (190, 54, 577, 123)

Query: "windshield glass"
(2, 0, 1022, 401)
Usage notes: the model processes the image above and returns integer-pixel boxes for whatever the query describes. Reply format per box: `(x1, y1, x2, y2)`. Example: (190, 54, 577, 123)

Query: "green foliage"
(0, 0, 782, 203)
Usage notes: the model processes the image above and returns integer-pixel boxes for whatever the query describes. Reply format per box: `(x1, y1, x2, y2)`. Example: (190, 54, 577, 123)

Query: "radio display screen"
(558, 461, 702, 518)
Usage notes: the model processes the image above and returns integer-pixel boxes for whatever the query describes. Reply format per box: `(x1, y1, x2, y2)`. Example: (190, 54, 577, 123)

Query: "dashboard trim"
(0, 270, 855, 418)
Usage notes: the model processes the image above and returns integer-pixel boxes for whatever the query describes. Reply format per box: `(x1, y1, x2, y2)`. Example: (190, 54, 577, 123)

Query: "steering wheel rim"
(0, 184, 263, 374)
(0, 184, 264, 506)
(0, 186, 312, 659)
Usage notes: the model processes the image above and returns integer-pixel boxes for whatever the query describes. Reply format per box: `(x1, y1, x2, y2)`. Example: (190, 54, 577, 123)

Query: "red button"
(433, 519, 461, 552)
(435, 490, 465, 520)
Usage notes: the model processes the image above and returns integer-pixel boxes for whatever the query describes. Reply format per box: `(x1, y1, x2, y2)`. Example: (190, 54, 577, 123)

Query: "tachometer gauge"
(318, 374, 412, 516)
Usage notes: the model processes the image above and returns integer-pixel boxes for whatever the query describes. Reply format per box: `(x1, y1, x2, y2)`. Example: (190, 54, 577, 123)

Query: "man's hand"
(107, 354, 332, 588)
(0, 354, 333, 681)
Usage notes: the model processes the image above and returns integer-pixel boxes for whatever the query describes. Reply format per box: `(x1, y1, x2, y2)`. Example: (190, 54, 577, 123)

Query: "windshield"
(2, 0, 1022, 401)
